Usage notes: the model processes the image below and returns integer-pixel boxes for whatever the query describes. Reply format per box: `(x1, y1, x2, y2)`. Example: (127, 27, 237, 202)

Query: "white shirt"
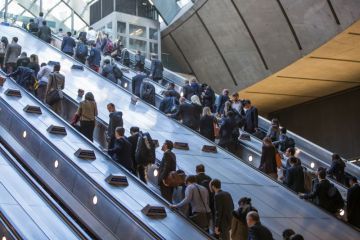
(37, 65, 52, 84)
(87, 29, 97, 42)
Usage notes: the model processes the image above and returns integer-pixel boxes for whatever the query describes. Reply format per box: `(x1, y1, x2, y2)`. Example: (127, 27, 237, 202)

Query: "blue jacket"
(7, 66, 35, 92)
(108, 137, 133, 172)
(87, 47, 101, 66)
(61, 36, 76, 54)
(150, 59, 163, 79)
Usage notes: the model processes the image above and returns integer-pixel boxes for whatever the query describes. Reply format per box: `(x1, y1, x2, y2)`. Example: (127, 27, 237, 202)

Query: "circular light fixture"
(124, 82, 128, 88)
(310, 162, 315, 169)
(248, 155, 253, 162)
(54, 160, 59, 169)
(153, 169, 158, 177)
(180, 91, 184, 97)
(92, 195, 98, 205)
(2, 236, 7, 240)
(339, 209, 345, 216)
(22, 131, 27, 138)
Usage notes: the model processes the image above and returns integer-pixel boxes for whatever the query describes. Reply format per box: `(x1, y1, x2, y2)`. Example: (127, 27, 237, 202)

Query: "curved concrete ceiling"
(161, 0, 360, 114)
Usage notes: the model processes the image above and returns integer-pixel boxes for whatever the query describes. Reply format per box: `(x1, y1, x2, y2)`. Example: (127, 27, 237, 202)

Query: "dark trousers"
(5, 62, 16, 73)
(80, 120, 95, 142)
(160, 182, 173, 203)
(137, 164, 146, 183)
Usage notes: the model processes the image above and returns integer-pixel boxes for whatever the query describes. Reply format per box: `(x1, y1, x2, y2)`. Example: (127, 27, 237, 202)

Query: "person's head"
(115, 127, 125, 139)
(246, 211, 260, 227)
(202, 107, 212, 117)
(53, 64, 61, 72)
(179, 97, 186, 104)
(232, 92, 239, 101)
(130, 127, 140, 135)
(290, 234, 304, 240)
(67, 32, 72, 37)
(227, 110, 235, 118)
(332, 153, 341, 162)
(210, 179, 221, 193)
(281, 127, 287, 135)
(185, 175, 197, 186)
(282, 229, 295, 240)
(238, 197, 252, 207)
(85, 92, 95, 101)
(39, 12, 44, 17)
(289, 157, 298, 167)
(59, 28, 63, 32)
(318, 169, 326, 180)
(184, 80, 189, 85)
(29, 19, 34, 23)
(137, 50, 141, 54)
(271, 118, 280, 127)
(107, 103, 115, 112)
(151, 54, 158, 60)
(262, 137, 273, 146)
(89, 27, 93, 31)
(196, 164, 205, 174)
(30, 54, 38, 63)
(91, 42, 97, 47)
(222, 89, 229, 96)
(191, 95, 201, 106)
(42, 21, 47, 26)
(40, 62, 47, 67)
(162, 140, 173, 152)
(168, 82, 175, 90)
(243, 99, 252, 109)
(20, 52, 27, 57)
(349, 176, 358, 186)
(12, 37, 18, 43)
(104, 59, 111, 65)
(285, 147, 296, 157)
(190, 78, 197, 84)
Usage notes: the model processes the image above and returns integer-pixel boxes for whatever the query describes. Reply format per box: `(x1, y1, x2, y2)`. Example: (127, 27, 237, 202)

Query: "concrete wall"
(161, 0, 360, 94)
(269, 87, 360, 159)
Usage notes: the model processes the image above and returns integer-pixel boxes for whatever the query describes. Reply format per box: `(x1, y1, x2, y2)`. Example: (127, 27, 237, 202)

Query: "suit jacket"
(38, 25, 52, 43)
(347, 184, 360, 227)
(107, 111, 123, 139)
(158, 150, 176, 185)
(61, 36, 76, 54)
(171, 103, 202, 130)
(284, 165, 305, 193)
(108, 137, 133, 172)
(132, 74, 147, 97)
(159, 96, 178, 114)
(45, 72, 65, 96)
(303, 179, 333, 212)
(199, 115, 216, 141)
(248, 222, 273, 240)
(196, 173, 212, 186)
(150, 59, 163, 79)
(4, 42, 21, 63)
(243, 107, 258, 134)
(218, 116, 238, 146)
(214, 190, 234, 231)
(127, 133, 139, 167)
(182, 84, 193, 100)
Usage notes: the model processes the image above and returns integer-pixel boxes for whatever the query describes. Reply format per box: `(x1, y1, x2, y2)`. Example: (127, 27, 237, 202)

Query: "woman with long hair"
(259, 137, 278, 179)
(76, 92, 98, 141)
(199, 107, 217, 141)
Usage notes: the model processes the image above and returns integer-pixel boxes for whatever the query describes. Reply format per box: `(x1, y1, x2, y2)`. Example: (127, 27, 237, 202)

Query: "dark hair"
(185, 175, 197, 184)
(67, 32, 72, 36)
(53, 64, 61, 72)
(290, 234, 304, 240)
(39, 12, 44, 17)
(287, 147, 296, 156)
(243, 99, 251, 105)
(332, 153, 341, 161)
(164, 140, 173, 150)
(59, 28, 63, 31)
(271, 118, 280, 126)
(107, 103, 115, 108)
(289, 157, 298, 165)
(196, 164, 205, 173)
(130, 127, 140, 134)
(42, 20, 47, 26)
(210, 179, 221, 189)
(227, 111, 234, 117)
(115, 127, 125, 136)
(1, 37, 8, 47)
(104, 59, 110, 64)
(169, 82, 175, 88)
(281, 127, 287, 134)
(282, 229, 295, 240)
(247, 211, 259, 222)
(13, 37, 18, 43)
(40, 63, 47, 67)
(349, 176, 358, 183)
(85, 92, 95, 101)
(238, 197, 252, 205)
(164, 91, 170, 97)
(318, 169, 326, 179)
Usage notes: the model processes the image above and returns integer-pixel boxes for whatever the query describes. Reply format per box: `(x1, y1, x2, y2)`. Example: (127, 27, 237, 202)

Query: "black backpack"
(280, 135, 296, 152)
(327, 184, 344, 211)
(135, 132, 156, 165)
(140, 81, 155, 105)
(113, 65, 123, 79)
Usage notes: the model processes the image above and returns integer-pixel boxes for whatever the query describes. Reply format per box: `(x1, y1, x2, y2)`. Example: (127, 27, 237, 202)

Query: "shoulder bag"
(46, 74, 63, 105)
(189, 185, 210, 230)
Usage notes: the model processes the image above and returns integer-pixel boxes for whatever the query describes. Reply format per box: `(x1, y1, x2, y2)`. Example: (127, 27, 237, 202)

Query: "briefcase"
(164, 171, 186, 187)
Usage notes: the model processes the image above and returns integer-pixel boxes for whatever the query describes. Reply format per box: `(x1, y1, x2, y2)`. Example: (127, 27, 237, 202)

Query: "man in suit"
(4, 37, 22, 73)
(164, 82, 180, 100)
(61, 32, 76, 56)
(132, 72, 147, 97)
(106, 103, 123, 149)
(283, 157, 305, 193)
(210, 179, 234, 240)
(107, 127, 133, 172)
(149, 54, 163, 83)
(242, 99, 258, 134)
(218, 111, 238, 152)
(37, 21, 52, 43)
(347, 176, 360, 228)
(159, 91, 178, 114)
(169, 97, 202, 131)
(158, 140, 176, 203)
(196, 164, 212, 186)
(246, 211, 273, 240)
(127, 127, 141, 177)
(182, 80, 192, 100)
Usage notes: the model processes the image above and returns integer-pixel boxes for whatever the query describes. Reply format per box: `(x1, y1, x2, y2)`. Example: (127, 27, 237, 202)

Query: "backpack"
(113, 65, 123, 79)
(169, 96, 179, 113)
(76, 43, 87, 57)
(105, 39, 113, 53)
(123, 50, 130, 60)
(135, 132, 156, 165)
(140, 81, 155, 105)
(280, 135, 295, 152)
(327, 184, 344, 211)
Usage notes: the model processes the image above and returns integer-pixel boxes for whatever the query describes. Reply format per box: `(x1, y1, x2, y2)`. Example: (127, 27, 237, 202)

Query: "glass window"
(129, 38, 146, 52)
(149, 28, 158, 40)
(150, 42, 158, 54)
(117, 21, 126, 34)
(116, 35, 127, 47)
(107, 22, 112, 29)
(129, 24, 146, 38)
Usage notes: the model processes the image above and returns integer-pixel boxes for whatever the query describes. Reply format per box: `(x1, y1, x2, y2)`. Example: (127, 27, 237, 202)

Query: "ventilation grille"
(47, 125, 67, 135)
(202, 145, 217, 153)
(174, 142, 189, 150)
(23, 105, 42, 114)
(105, 174, 128, 186)
(71, 64, 84, 71)
(74, 148, 96, 160)
(4, 89, 21, 97)
(141, 204, 167, 218)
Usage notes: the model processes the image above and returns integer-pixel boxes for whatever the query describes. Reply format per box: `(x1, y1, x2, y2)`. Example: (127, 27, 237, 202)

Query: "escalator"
(1, 25, 358, 239)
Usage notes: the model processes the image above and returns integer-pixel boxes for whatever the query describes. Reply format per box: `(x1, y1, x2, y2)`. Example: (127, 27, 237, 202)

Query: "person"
(299, 169, 338, 213)
(101, 34, 113, 56)
(140, 79, 156, 106)
(34, 12, 44, 28)
(199, 107, 217, 141)
(218, 111, 238, 151)
(159, 91, 179, 114)
(76, 92, 98, 141)
(165, 82, 180, 100)
(75, 39, 88, 64)
(266, 118, 280, 142)
(210, 179, 234, 240)
(37, 21, 52, 43)
(216, 89, 230, 116)
(182, 80, 192, 100)
(37, 63, 52, 102)
(189, 78, 201, 98)
(231, 197, 257, 240)
(121, 48, 130, 67)
(290, 235, 304, 240)
(61, 32, 76, 56)
(259, 137, 278, 179)
(101, 59, 117, 83)
(347, 176, 360, 228)
(45, 64, 65, 115)
(107, 127, 134, 172)
(28, 54, 40, 76)
(196, 164, 212, 188)
(170, 175, 211, 231)
(6, 66, 36, 93)
(283, 157, 305, 193)
(78, 31, 87, 43)
(87, 42, 101, 72)
(134, 50, 145, 71)
(149, 54, 163, 83)
(132, 72, 147, 97)
(283, 147, 301, 171)
(246, 211, 273, 240)
(327, 153, 345, 184)
(27, 19, 39, 34)
(282, 229, 295, 240)
(158, 140, 176, 203)
(274, 127, 295, 152)
(169, 96, 202, 131)
(87, 27, 97, 46)
(16, 52, 30, 68)
(57, 28, 65, 39)
(242, 99, 258, 134)
(201, 84, 216, 111)
(127, 127, 142, 180)
(4, 37, 21, 73)
(113, 41, 123, 61)
(0, 36, 9, 70)
(106, 103, 123, 149)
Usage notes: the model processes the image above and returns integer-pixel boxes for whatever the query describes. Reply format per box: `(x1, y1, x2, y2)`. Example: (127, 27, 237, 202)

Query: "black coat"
(102, 64, 116, 83)
(107, 111, 123, 139)
(214, 190, 234, 232)
(196, 173, 212, 186)
(127, 133, 139, 168)
(347, 184, 360, 227)
(259, 145, 277, 174)
(159, 96, 178, 114)
(38, 25, 52, 43)
(132, 74, 147, 97)
(108, 138, 133, 172)
(243, 107, 258, 134)
(158, 150, 176, 185)
(327, 160, 345, 183)
(248, 222, 273, 240)
(171, 103, 202, 130)
(216, 95, 229, 115)
(200, 115, 216, 141)
(218, 116, 238, 146)
(303, 179, 334, 212)
(202, 87, 216, 109)
(284, 165, 305, 193)
(182, 84, 193, 100)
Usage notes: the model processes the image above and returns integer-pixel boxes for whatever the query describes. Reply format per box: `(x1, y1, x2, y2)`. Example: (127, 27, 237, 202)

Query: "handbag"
(46, 74, 63, 105)
(213, 122, 220, 139)
(164, 171, 186, 187)
(275, 151, 282, 168)
(189, 185, 210, 230)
